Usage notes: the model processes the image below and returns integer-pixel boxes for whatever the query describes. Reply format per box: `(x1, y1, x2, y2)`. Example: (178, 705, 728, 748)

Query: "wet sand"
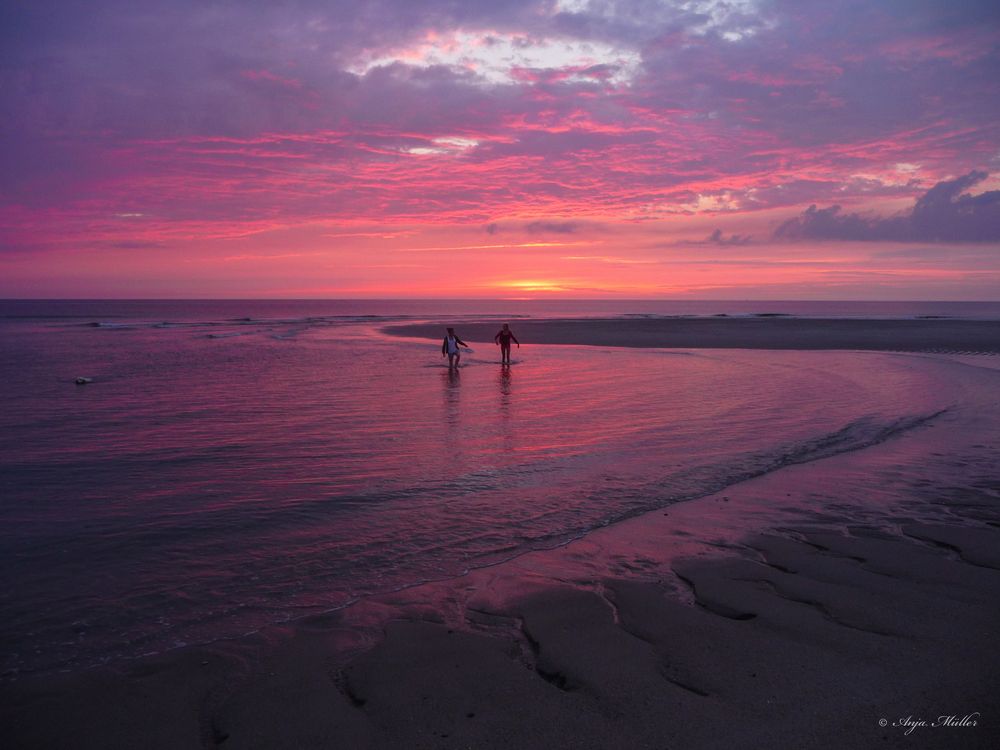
(4, 480, 998, 748)
(3, 353, 1000, 748)
(384, 317, 1000, 353)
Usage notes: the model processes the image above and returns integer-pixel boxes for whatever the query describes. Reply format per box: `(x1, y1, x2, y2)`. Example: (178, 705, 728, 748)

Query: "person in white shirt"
(441, 327, 470, 368)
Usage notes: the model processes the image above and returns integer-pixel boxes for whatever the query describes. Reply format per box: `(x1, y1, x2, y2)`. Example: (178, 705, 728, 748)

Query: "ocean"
(1, 299, 998, 679)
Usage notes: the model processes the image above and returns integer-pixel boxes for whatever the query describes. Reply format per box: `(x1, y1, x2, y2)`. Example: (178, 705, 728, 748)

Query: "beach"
(4, 359, 999, 748)
(2, 306, 999, 748)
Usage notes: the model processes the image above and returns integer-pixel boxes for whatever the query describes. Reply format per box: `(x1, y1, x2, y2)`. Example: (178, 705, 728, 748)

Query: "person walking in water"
(442, 327, 470, 368)
(494, 323, 520, 365)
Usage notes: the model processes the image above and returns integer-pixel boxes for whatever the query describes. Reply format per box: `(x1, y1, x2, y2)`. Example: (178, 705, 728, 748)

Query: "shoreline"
(383, 317, 1000, 353)
(3, 352, 1000, 748)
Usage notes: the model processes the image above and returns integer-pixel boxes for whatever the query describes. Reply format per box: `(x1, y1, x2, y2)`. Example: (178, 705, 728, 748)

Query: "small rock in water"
(74, 377, 93, 384)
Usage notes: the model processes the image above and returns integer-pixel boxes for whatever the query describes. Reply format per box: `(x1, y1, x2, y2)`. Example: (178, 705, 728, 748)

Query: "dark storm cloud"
(775, 172, 1000, 242)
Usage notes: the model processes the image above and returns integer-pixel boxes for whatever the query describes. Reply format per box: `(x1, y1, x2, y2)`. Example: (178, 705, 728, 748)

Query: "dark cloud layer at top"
(775, 172, 1000, 242)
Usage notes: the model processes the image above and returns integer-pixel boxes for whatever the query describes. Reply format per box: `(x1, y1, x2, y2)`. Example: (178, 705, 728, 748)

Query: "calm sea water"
(0, 300, 992, 678)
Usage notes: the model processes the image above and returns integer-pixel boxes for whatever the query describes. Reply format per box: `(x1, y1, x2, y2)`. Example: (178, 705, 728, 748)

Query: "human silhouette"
(493, 323, 520, 364)
(442, 327, 470, 368)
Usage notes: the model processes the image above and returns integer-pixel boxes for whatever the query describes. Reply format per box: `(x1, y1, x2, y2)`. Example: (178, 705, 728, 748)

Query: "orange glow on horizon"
(494, 279, 572, 293)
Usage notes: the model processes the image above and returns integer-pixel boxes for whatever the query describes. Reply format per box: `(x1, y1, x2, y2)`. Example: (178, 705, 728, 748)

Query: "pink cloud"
(1, 0, 998, 298)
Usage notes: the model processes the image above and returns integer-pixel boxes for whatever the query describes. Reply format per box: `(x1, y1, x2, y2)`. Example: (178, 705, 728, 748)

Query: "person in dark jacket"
(493, 323, 520, 364)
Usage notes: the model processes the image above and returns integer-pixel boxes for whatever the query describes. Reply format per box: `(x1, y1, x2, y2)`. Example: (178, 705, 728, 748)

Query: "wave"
(1, 400, 949, 681)
(764, 411, 945, 469)
(445, 410, 950, 567)
(82, 410, 943, 570)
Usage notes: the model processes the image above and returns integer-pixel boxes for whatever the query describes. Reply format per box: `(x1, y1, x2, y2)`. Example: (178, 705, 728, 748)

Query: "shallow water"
(0, 301, 982, 677)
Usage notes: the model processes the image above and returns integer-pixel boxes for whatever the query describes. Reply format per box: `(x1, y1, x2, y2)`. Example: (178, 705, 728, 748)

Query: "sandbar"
(384, 317, 1000, 352)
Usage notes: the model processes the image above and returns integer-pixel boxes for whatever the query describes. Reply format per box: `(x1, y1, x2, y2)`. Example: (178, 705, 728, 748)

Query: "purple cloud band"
(775, 172, 1000, 242)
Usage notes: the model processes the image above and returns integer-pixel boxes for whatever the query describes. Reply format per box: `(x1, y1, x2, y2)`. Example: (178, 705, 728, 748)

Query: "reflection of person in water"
(493, 323, 520, 364)
(442, 327, 470, 368)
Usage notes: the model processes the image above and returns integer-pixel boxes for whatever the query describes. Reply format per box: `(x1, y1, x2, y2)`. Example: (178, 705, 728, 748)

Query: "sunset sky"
(2, 0, 999, 299)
